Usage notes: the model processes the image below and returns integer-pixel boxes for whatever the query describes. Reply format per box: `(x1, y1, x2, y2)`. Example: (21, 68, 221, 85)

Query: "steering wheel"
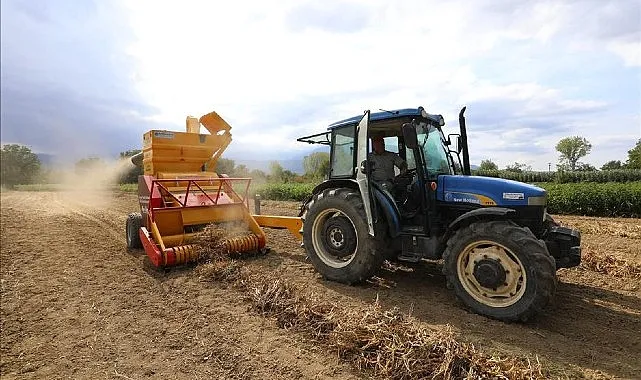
(393, 168, 416, 184)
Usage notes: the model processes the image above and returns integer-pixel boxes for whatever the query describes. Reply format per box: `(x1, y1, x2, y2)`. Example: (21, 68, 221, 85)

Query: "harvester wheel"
(301, 188, 384, 284)
(443, 220, 556, 322)
(126, 212, 143, 250)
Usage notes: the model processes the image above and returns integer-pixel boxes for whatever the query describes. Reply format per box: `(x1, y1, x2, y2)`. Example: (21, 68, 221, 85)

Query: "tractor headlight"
(528, 196, 547, 206)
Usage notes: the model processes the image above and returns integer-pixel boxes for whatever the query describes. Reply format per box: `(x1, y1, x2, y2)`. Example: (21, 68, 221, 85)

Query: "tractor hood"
(436, 175, 547, 207)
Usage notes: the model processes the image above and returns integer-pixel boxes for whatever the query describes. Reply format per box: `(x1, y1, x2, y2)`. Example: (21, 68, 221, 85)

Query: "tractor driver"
(368, 136, 408, 191)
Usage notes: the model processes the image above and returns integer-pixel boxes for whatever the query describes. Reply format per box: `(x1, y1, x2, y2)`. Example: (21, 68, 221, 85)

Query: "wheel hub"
(321, 215, 357, 259)
(473, 258, 506, 289)
(328, 227, 344, 248)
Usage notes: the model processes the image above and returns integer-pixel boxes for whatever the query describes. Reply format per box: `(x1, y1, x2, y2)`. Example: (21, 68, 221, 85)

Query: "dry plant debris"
(556, 217, 641, 239)
(193, 224, 547, 380)
(580, 250, 641, 279)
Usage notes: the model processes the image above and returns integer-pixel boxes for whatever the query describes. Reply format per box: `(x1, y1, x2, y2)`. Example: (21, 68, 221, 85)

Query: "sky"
(1, 0, 640, 170)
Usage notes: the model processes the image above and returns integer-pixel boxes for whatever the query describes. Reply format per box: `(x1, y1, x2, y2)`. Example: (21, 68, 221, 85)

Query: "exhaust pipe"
(458, 106, 471, 176)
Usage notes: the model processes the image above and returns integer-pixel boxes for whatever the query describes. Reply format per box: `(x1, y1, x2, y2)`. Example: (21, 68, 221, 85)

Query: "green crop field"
(252, 181, 641, 218)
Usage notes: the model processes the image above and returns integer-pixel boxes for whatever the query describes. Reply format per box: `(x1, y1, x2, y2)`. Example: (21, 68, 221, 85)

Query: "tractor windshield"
(418, 124, 452, 178)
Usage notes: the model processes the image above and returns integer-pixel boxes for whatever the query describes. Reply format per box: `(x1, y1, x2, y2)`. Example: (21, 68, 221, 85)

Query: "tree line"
(479, 137, 640, 172)
(0, 145, 331, 187)
(2, 137, 639, 188)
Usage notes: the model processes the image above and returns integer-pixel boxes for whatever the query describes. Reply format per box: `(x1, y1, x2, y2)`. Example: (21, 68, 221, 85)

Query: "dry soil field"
(1, 190, 640, 379)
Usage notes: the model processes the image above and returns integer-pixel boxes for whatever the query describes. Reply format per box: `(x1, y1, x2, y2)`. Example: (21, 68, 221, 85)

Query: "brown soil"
(2, 193, 640, 379)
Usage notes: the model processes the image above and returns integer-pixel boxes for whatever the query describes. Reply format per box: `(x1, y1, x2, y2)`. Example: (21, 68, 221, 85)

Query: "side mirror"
(402, 123, 418, 149)
(457, 136, 463, 153)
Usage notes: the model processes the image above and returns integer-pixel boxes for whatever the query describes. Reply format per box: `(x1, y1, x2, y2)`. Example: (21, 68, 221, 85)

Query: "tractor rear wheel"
(126, 212, 143, 249)
(301, 188, 384, 284)
(443, 220, 556, 322)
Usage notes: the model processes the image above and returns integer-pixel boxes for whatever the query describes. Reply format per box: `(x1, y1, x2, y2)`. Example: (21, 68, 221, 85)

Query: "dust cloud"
(45, 157, 139, 209)
(58, 158, 135, 190)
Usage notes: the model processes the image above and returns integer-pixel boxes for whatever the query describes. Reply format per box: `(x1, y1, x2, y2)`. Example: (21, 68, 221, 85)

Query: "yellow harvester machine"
(125, 111, 302, 267)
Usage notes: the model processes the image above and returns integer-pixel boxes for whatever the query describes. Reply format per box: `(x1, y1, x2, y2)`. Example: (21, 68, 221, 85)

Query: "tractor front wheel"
(443, 220, 556, 322)
(126, 212, 143, 250)
(302, 188, 384, 284)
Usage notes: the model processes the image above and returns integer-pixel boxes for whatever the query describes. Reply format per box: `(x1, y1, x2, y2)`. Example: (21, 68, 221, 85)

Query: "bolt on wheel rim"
(311, 208, 357, 268)
(329, 227, 344, 248)
(457, 240, 527, 308)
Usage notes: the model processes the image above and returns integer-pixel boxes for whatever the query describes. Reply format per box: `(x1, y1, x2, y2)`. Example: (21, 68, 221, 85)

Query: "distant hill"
(230, 145, 328, 174)
(233, 155, 477, 175)
(233, 159, 305, 174)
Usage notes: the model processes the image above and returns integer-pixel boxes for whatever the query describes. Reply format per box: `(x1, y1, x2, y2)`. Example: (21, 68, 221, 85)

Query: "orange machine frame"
(134, 111, 303, 268)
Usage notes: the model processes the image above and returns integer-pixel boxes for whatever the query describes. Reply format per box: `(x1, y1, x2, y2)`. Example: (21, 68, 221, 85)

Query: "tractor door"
(402, 123, 431, 232)
(355, 111, 376, 236)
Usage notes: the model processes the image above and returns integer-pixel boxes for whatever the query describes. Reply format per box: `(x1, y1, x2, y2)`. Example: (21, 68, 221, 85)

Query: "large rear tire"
(443, 220, 556, 322)
(301, 188, 384, 284)
(126, 212, 143, 249)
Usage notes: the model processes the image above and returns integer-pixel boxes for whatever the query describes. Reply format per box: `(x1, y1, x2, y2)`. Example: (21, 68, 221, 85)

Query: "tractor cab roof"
(297, 106, 445, 145)
(328, 107, 445, 130)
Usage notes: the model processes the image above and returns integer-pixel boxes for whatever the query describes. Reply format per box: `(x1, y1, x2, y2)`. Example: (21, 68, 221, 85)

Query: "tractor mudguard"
(299, 179, 359, 216)
(445, 207, 516, 240)
(300, 179, 400, 238)
(371, 186, 401, 238)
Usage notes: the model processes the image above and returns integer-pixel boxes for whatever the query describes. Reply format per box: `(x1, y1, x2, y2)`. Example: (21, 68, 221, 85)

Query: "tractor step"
(397, 253, 422, 263)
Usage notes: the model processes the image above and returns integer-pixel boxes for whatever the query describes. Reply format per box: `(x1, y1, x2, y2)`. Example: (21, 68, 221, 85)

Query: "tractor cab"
(298, 107, 460, 241)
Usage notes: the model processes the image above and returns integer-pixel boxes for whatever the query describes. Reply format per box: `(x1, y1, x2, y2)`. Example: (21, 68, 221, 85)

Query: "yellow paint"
(150, 220, 166, 251)
(253, 215, 303, 239)
(142, 111, 233, 177)
(455, 192, 497, 206)
(475, 194, 497, 206)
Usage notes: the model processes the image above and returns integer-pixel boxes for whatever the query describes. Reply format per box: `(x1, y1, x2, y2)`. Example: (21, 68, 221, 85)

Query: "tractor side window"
(384, 137, 398, 153)
(385, 136, 401, 175)
(330, 125, 356, 178)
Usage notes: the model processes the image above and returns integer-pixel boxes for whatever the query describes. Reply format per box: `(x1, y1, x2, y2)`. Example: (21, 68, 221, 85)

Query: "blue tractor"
(297, 107, 581, 322)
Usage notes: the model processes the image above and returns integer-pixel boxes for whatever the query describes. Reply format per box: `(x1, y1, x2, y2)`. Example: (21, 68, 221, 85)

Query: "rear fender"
(299, 179, 400, 238)
(298, 179, 359, 216)
(371, 186, 401, 238)
(444, 207, 516, 241)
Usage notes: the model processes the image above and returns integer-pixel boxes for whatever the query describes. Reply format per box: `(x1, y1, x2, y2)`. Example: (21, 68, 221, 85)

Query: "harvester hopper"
(126, 111, 302, 267)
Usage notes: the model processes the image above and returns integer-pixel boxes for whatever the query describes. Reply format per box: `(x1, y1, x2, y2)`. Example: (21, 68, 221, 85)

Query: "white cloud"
(116, 0, 639, 168)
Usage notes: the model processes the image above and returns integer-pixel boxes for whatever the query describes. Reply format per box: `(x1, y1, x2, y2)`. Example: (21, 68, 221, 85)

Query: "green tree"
(505, 162, 530, 172)
(0, 144, 41, 188)
(215, 158, 235, 174)
(119, 149, 141, 158)
(626, 139, 641, 169)
(478, 159, 498, 171)
(233, 164, 250, 177)
(269, 161, 285, 182)
(281, 169, 297, 183)
(249, 169, 267, 182)
(318, 159, 330, 179)
(555, 136, 592, 171)
(601, 160, 623, 170)
(575, 163, 596, 172)
(303, 151, 330, 178)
